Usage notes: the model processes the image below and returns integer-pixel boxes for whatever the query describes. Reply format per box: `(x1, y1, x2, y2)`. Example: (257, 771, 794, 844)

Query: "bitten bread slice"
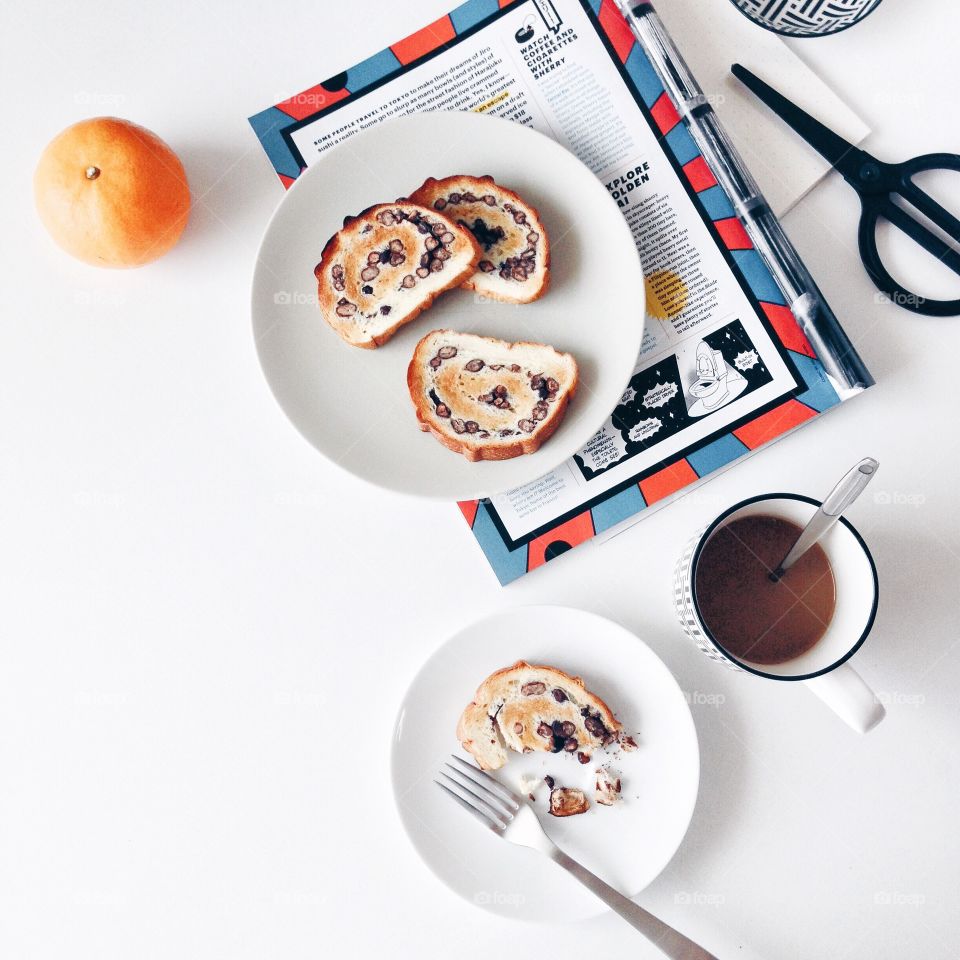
(456, 660, 623, 771)
(408, 331, 578, 462)
(314, 202, 481, 348)
(409, 175, 549, 304)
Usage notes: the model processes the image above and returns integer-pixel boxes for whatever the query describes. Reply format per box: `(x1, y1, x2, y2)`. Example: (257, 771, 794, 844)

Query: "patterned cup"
(728, 0, 886, 37)
(674, 493, 885, 732)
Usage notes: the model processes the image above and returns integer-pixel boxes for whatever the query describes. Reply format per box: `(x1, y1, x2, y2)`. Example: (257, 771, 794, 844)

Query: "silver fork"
(437, 756, 717, 960)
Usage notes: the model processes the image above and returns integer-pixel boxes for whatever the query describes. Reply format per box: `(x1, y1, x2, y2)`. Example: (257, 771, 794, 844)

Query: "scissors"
(732, 63, 960, 317)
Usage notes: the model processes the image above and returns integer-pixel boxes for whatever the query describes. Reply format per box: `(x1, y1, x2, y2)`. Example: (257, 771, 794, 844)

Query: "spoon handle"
(776, 458, 878, 576)
(822, 457, 879, 517)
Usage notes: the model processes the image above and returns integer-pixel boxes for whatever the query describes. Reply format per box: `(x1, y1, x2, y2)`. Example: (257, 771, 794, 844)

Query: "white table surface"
(2, 1, 959, 957)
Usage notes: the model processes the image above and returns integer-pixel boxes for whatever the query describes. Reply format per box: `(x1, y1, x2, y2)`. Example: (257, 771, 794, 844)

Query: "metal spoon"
(769, 457, 879, 582)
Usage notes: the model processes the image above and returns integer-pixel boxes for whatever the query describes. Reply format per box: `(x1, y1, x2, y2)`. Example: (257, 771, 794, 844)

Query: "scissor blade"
(731, 64, 864, 175)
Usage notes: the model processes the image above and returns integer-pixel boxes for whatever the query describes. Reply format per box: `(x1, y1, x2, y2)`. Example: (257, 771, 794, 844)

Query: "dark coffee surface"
(694, 514, 836, 665)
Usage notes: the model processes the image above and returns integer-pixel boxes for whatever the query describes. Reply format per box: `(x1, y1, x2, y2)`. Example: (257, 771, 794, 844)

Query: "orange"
(34, 117, 190, 268)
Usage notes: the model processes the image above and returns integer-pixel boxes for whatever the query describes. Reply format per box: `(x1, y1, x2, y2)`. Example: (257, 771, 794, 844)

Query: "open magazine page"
(249, 0, 865, 584)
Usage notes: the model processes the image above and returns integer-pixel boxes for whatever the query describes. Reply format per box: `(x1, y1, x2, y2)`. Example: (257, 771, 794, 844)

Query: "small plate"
(391, 606, 699, 922)
(252, 112, 645, 501)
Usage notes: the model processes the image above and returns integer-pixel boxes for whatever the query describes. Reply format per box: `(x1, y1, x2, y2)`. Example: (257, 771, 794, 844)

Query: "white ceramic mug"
(674, 493, 884, 733)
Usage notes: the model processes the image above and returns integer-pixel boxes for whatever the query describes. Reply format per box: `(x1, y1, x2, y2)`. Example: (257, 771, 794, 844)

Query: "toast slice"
(314, 202, 481, 348)
(408, 175, 549, 304)
(456, 660, 624, 771)
(408, 330, 577, 462)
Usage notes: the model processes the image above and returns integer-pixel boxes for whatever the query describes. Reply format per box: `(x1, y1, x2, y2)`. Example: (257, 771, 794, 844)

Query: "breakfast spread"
(314, 201, 480, 348)
(456, 660, 631, 770)
(408, 331, 578, 461)
(408, 174, 549, 304)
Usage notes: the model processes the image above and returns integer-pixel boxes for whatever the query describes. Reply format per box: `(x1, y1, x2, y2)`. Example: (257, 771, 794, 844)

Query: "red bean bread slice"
(456, 660, 624, 771)
(409, 175, 549, 305)
(408, 331, 578, 462)
(314, 201, 480, 348)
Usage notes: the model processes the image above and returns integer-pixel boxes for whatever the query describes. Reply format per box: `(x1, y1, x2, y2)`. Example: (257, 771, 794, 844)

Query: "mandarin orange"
(34, 117, 190, 268)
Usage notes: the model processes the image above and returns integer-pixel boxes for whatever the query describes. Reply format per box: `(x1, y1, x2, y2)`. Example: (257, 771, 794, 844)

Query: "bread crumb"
(518, 774, 540, 795)
(595, 767, 622, 806)
(549, 786, 590, 817)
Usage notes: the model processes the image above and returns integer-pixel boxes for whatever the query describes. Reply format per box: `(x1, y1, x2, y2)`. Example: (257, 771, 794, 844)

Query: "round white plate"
(391, 606, 699, 922)
(252, 112, 645, 500)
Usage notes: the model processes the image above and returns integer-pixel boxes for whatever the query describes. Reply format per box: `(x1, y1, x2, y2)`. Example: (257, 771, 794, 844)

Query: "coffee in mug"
(693, 514, 836, 666)
(674, 494, 884, 733)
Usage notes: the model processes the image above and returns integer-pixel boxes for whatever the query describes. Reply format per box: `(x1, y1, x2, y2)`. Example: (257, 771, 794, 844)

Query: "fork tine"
(438, 771, 512, 826)
(434, 779, 506, 832)
(442, 765, 515, 820)
(450, 755, 522, 809)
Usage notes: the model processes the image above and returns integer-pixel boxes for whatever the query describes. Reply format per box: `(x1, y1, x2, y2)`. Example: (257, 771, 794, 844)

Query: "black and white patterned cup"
(729, 0, 886, 37)
(674, 493, 885, 733)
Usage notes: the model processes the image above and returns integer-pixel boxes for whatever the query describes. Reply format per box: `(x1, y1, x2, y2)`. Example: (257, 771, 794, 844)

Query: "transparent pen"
(615, 0, 873, 393)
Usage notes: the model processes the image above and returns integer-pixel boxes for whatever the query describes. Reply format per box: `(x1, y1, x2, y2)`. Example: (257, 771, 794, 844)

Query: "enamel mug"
(674, 493, 884, 733)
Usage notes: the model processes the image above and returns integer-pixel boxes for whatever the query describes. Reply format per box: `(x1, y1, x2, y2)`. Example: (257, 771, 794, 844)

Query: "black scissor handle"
(858, 153, 960, 316)
(900, 151, 960, 176)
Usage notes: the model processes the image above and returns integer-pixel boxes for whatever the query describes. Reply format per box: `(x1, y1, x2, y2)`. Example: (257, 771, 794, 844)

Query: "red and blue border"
(248, 1, 519, 189)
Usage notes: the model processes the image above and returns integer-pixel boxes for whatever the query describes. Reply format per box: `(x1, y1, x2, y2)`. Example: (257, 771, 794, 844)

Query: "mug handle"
(803, 664, 885, 733)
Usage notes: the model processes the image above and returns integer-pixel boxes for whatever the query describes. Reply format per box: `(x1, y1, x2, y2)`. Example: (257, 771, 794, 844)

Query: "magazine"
(249, 0, 872, 585)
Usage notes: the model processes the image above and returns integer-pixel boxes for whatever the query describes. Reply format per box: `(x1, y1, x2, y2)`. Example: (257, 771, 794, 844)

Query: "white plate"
(252, 112, 645, 500)
(391, 606, 699, 922)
